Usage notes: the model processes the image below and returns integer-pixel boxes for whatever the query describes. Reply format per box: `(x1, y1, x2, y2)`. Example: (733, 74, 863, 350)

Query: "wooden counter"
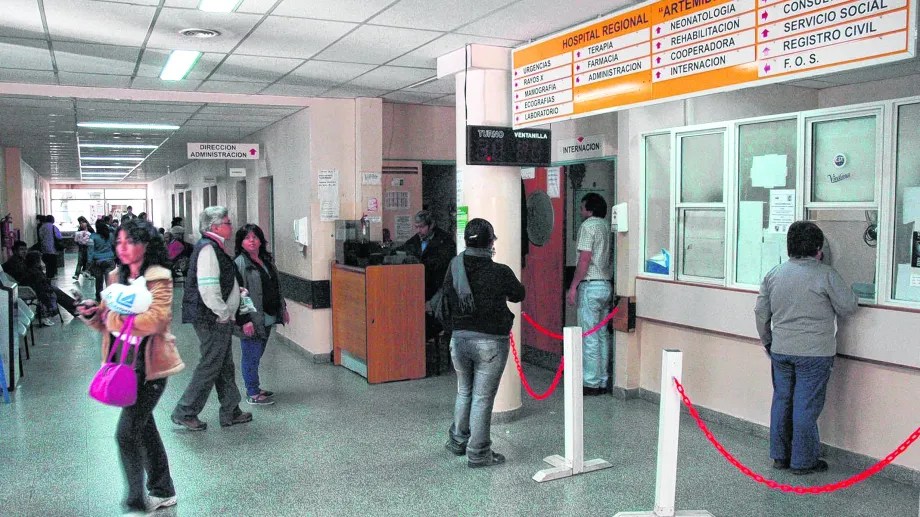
(331, 263, 425, 383)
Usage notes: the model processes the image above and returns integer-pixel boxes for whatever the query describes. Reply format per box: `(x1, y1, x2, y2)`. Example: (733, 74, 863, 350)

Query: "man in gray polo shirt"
(755, 221, 858, 475)
(567, 193, 613, 396)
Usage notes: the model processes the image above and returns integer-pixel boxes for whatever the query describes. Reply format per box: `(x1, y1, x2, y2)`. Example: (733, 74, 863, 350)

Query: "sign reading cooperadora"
(512, 0, 916, 128)
(188, 143, 260, 160)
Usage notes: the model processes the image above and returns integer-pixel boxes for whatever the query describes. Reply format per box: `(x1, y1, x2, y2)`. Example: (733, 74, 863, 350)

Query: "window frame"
(638, 96, 920, 311)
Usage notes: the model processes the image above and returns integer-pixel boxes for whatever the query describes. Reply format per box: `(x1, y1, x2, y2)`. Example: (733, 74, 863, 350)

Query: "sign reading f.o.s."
(188, 143, 260, 160)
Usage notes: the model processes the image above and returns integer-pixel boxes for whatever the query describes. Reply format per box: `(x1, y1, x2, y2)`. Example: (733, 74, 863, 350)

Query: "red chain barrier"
(509, 333, 564, 400)
(673, 377, 920, 494)
(521, 305, 619, 341)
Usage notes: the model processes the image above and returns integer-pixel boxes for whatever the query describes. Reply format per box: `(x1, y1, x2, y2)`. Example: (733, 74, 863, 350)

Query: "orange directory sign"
(512, 0, 916, 128)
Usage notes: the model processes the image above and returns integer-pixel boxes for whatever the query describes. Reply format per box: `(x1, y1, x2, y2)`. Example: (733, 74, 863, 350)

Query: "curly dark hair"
(787, 221, 824, 258)
(116, 219, 167, 284)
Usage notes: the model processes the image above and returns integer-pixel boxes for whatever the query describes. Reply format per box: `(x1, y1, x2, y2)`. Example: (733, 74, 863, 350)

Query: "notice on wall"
(228, 167, 246, 177)
(768, 189, 795, 233)
(456, 206, 469, 253)
(456, 170, 465, 204)
(521, 167, 536, 180)
(547, 167, 561, 198)
(912, 231, 920, 268)
(367, 197, 379, 212)
(751, 154, 787, 188)
(395, 215, 413, 241)
(318, 169, 339, 222)
(511, 0, 916, 128)
(361, 172, 382, 185)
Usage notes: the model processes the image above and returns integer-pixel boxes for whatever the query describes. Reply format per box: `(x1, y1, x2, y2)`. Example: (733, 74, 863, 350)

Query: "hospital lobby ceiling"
(2, 0, 920, 183)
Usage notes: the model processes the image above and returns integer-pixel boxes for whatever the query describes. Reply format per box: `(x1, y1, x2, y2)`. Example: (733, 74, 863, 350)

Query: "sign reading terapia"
(511, 0, 916, 128)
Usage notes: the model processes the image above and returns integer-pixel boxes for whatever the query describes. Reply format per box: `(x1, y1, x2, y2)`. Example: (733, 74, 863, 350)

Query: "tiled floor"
(1, 257, 918, 516)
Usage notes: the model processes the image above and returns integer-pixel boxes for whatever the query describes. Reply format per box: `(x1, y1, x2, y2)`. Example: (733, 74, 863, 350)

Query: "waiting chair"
(19, 285, 64, 329)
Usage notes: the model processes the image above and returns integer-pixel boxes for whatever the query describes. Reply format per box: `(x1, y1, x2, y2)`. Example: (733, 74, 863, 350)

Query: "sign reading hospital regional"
(188, 143, 260, 160)
(512, 0, 916, 128)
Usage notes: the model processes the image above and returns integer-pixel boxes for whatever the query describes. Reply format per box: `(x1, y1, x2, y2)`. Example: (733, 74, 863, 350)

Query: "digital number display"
(466, 125, 551, 167)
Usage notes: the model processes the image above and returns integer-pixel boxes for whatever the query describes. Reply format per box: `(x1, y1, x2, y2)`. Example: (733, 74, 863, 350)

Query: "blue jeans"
(770, 353, 834, 469)
(448, 335, 509, 463)
(240, 326, 272, 397)
(577, 280, 612, 389)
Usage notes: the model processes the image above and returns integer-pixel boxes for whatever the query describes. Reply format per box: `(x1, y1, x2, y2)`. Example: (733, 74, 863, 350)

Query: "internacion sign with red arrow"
(188, 143, 260, 160)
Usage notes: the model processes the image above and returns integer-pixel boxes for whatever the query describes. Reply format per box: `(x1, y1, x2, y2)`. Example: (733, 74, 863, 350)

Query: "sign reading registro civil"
(188, 143, 260, 160)
(466, 125, 552, 167)
(512, 0, 917, 129)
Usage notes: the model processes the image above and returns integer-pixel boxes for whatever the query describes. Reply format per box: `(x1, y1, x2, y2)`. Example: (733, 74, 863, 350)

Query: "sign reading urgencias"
(512, 0, 916, 128)
(188, 143, 260, 159)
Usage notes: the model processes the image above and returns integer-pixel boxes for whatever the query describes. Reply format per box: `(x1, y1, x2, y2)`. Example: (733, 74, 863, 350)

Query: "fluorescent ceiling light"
(78, 122, 180, 130)
(80, 156, 145, 161)
(198, 0, 242, 12)
(82, 173, 128, 177)
(81, 165, 136, 169)
(160, 50, 202, 81)
(79, 144, 159, 149)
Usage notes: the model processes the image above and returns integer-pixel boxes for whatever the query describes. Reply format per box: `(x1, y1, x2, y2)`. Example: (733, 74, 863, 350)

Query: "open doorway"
(421, 163, 456, 235)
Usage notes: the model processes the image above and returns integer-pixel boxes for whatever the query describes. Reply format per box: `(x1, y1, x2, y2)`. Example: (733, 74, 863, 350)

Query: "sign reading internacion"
(512, 0, 916, 128)
(188, 143, 260, 160)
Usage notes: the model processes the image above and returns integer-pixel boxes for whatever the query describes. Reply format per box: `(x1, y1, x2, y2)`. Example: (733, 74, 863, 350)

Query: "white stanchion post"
(615, 349, 712, 517)
(533, 327, 612, 482)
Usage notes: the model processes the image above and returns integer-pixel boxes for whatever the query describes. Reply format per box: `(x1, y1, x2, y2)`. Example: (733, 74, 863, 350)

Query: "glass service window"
(810, 115, 877, 203)
(736, 119, 798, 285)
(892, 103, 920, 302)
(681, 132, 724, 203)
(644, 133, 672, 275)
(680, 209, 725, 279)
(678, 130, 726, 281)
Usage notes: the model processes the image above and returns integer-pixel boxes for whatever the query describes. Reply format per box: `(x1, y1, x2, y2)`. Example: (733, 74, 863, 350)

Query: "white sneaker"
(147, 494, 177, 512)
(40, 318, 55, 327)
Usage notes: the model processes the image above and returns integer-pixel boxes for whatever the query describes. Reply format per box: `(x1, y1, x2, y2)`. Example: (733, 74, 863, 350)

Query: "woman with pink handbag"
(78, 219, 185, 515)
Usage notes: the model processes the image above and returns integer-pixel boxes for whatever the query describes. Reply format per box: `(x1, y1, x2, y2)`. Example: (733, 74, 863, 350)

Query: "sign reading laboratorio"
(511, 0, 916, 128)
(188, 143, 260, 159)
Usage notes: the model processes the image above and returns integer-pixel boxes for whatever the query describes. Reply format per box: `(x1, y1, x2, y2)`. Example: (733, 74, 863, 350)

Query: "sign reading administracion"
(188, 143, 260, 160)
(512, 0, 916, 128)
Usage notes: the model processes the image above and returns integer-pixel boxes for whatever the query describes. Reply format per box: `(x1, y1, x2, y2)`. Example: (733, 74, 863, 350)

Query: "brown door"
(522, 167, 566, 354)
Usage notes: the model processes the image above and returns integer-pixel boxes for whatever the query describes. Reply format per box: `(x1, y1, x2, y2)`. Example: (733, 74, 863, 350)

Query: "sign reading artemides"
(188, 143, 260, 160)
(512, 0, 916, 128)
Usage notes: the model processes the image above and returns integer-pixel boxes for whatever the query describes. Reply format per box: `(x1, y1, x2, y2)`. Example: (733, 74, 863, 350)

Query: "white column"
(440, 45, 521, 416)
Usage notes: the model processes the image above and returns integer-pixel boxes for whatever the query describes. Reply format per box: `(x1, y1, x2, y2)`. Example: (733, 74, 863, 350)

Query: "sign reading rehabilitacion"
(512, 0, 916, 128)
(188, 143, 260, 159)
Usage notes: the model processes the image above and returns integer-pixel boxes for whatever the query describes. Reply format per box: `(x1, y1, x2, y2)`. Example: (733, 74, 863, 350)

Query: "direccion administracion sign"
(188, 143, 260, 160)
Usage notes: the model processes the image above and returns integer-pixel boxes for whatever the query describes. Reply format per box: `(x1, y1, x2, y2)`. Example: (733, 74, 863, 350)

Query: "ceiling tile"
(371, 0, 516, 31)
(147, 7, 263, 53)
(197, 80, 271, 94)
(136, 50, 225, 80)
(44, 0, 157, 46)
(349, 66, 435, 90)
(383, 91, 445, 104)
(426, 95, 455, 106)
(0, 0, 45, 39)
(323, 86, 389, 98)
(54, 42, 140, 74)
(234, 16, 356, 58)
(59, 72, 132, 88)
(272, 0, 395, 22)
(389, 33, 521, 68)
(259, 83, 327, 96)
(0, 37, 54, 70)
(131, 76, 204, 91)
(283, 60, 376, 87)
(0, 69, 58, 84)
(313, 25, 442, 65)
(459, 0, 629, 41)
(210, 54, 303, 82)
(237, 0, 281, 14)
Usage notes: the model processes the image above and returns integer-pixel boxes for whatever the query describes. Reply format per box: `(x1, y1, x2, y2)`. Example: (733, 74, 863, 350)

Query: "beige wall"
(612, 78, 920, 470)
(382, 103, 455, 160)
(2, 148, 49, 246)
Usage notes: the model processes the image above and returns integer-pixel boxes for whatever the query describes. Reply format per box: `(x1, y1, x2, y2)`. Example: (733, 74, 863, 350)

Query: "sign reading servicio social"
(512, 0, 916, 128)
(188, 143, 260, 160)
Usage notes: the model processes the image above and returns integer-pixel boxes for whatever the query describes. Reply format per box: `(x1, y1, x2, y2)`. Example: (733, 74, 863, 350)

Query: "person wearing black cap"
(442, 218, 525, 468)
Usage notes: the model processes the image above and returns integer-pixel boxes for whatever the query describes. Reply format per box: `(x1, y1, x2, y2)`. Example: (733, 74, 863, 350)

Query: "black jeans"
(74, 245, 88, 276)
(116, 374, 175, 511)
(93, 260, 114, 301)
(41, 253, 58, 278)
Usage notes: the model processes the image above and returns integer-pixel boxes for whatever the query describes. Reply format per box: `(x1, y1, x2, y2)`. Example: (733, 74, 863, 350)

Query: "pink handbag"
(89, 315, 140, 407)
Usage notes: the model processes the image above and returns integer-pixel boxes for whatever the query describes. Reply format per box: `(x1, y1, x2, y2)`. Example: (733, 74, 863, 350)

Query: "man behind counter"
(398, 210, 456, 375)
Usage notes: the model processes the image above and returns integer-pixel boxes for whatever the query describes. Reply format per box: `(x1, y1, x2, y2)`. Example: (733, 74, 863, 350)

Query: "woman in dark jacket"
(233, 224, 288, 405)
(442, 218, 525, 468)
(22, 250, 59, 326)
(88, 219, 116, 301)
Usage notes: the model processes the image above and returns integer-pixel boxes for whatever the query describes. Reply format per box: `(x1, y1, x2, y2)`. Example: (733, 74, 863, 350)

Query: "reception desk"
(331, 263, 425, 383)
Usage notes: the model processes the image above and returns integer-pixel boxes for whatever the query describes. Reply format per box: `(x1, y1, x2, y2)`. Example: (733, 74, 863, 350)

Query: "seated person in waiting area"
(21, 250, 61, 326)
(5, 240, 79, 323)
(3, 240, 29, 281)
